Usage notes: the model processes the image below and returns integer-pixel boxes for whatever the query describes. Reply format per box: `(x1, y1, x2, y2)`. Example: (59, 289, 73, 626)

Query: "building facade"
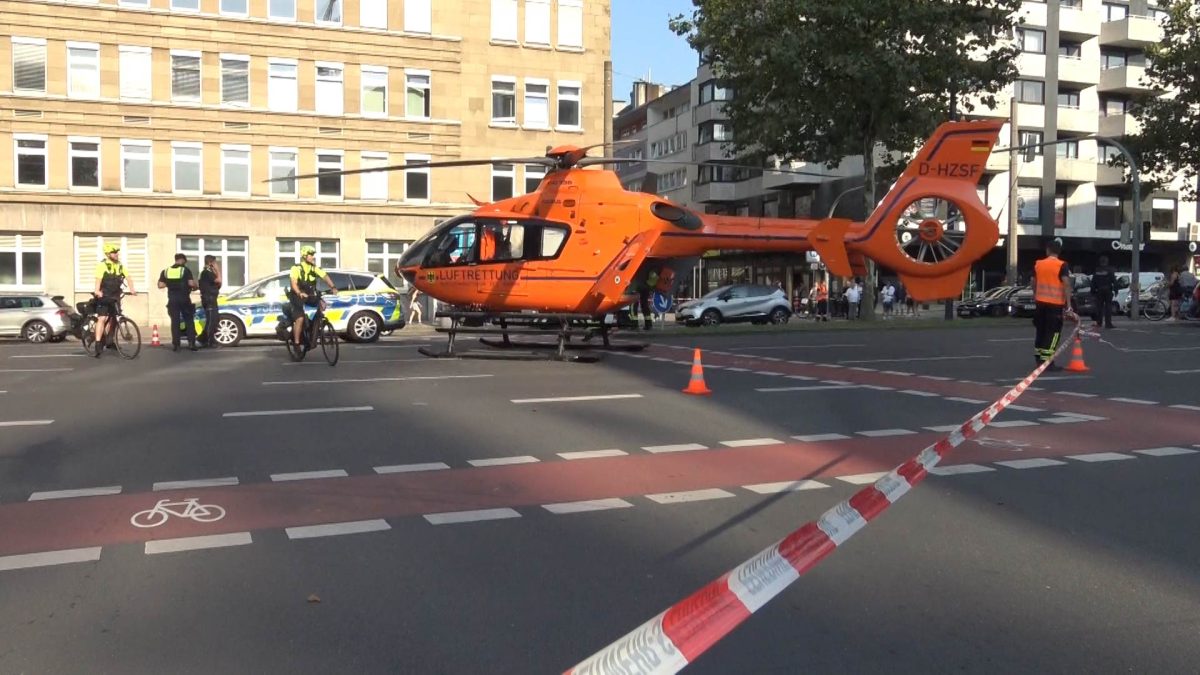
(1, 0, 610, 324)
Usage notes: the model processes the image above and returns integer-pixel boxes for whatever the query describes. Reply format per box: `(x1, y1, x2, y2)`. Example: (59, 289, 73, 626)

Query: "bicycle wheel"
(189, 504, 226, 522)
(79, 317, 97, 355)
(286, 337, 306, 362)
(114, 317, 142, 359)
(130, 509, 168, 528)
(319, 318, 339, 366)
(1143, 299, 1168, 321)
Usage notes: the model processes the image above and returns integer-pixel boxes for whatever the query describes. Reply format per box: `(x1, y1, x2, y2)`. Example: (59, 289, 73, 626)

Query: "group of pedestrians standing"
(158, 254, 222, 351)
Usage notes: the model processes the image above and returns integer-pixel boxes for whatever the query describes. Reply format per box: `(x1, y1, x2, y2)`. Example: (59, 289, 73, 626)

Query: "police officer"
(158, 253, 198, 351)
(198, 254, 222, 347)
(1090, 254, 1116, 329)
(1032, 238, 1077, 370)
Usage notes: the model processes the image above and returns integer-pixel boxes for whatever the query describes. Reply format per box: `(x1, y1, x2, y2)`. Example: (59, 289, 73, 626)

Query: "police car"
(197, 269, 406, 346)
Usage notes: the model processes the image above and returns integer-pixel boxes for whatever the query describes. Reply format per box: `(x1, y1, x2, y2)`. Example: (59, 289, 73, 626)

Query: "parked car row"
(0, 294, 82, 343)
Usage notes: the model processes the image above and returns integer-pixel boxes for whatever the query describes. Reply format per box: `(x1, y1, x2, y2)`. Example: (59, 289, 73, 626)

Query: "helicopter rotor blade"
(575, 138, 643, 154)
(267, 156, 557, 183)
(576, 156, 838, 179)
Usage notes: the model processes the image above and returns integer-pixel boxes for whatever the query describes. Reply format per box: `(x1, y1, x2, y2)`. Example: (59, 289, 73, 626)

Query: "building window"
(269, 149, 297, 196)
(492, 163, 514, 200)
(12, 38, 46, 94)
(366, 240, 410, 288)
(221, 145, 250, 195)
(278, 239, 338, 271)
(1096, 195, 1122, 231)
(525, 80, 549, 128)
(220, 0, 247, 16)
(1015, 79, 1044, 104)
(360, 152, 388, 200)
(172, 142, 202, 193)
(1018, 130, 1043, 160)
(0, 234, 43, 289)
(557, 83, 581, 128)
(362, 66, 388, 117)
(120, 0, 150, 6)
(221, 55, 249, 106)
(67, 43, 100, 99)
(524, 164, 545, 194)
(405, 0, 431, 32)
(1057, 89, 1080, 108)
(14, 136, 47, 188)
(121, 140, 152, 191)
(74, 235, 148, 292)
(1054, 190, 1067, 227)
(1059, 41, 1082, 58)
(526, 0, 550, 44)
(171, 52, 201, 102)
(172, 0, 200, 10)
(1151, 198, 1175, 231)
(491, 77, 516, 124)
(69, 138, 100, 190)
(558, 0, 583, 49)
(119, 46, 151, 101)
(1101, 96, 1130, 116)
(269, 0, 295, 20)
(1101, 50, 1127, 70)
(316, 0, 342, 24)
(360, 0, 386, 29)
(491, 0, 517, 41)
(1102, 2, 1127, 22)
(1017, 186, 1041, 224)
(268, 59, 298, 112)
(1055, 139, 1080, 159)
(405, 71, 431, 119)
(405, 154, 430, 202)
(1099, 144, 1121, 164)
(698, 121, 733, 144)
(315, 63, 344, 116)
(1061, 0, 1083, 8)
(317, 151, 343, 199)
(1017, 28, 1045, 54)
(698, 80, 734, 104)
(179, 237, 248, 289)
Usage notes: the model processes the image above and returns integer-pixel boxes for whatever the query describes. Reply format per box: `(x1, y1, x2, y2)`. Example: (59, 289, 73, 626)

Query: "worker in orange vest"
(814, 280, 829, 321)
(1032, 238, 1077, 370)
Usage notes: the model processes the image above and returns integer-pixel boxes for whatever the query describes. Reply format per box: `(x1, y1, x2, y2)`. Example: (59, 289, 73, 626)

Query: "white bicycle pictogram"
(130, 498, 227, 528)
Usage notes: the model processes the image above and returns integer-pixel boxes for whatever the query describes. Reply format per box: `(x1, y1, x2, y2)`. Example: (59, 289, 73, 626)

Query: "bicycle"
(130, 497, 226, 528)
(1141, 286, 1169, 321)
(80, 292, 142, 359)
(281, 290, 339, 365)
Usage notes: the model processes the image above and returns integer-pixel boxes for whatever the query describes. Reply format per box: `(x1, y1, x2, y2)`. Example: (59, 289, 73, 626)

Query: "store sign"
(1111, 240, 1145, 251)
(1189, 242, 1198, 253)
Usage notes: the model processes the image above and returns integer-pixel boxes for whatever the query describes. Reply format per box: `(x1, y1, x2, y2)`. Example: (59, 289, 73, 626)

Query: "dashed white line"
(374, 462, 450, 474)
(988, 420, 1040, 428)
(542, 498, 634, 514)
(0, 420, 54, 428)
(1039, 416, 1088, 424)
(839, 355, 991, 364)
(860, 384, 894, 391)
(785, 375, 817, 381)
(1107, 397, 1157, 405)
(924, 424, 963, 433)
(262, 374, 493, 386)
(1006, 405, 1045, 412)
(1169, 404, 1200, 412)
(646, 488, 736, 504)
(0, 547, 102, 572)
(880, 370, 914, 376)
(223, 406, 373, 417)
(837, 472, 891, 485)
(145, 532, 253, 555)
(9, 354, 85, 359)
(1134, 447, 1199, 457)
(467, 456, 540, 467)
(856, 429, 916, 438)
(792, 433, 850, 442)
(756, 384, 857, 392)
(918, 375, 954, 381)
(724, 367, 751, 372)
(821, 380, 853, 386)
(1166, 368, 1200, 375)
(270, 470, 349, 482)
(929, 464, 996, 476)
(1058, 391, 1097, 398)
(642, 443, 708, 454)
(424, 508, 521, 525)
(996, 458, 1068, 469)
(558, 449, 628, 460)
(511, 394, 643, 404)
(945, 397, 987, 404)
(29, 486, 122, 501)
(846, 366, 874, 372)
(1055, 413, 1106, 421)
(756, 371, 785, 376)
(742, 480, 829, 494)
(285, 519, 391, 539)
(0, 368, 73, 373)
(720, 438, 783, 448)
(1067, 452, 1136, 463)
(153, 477, 239, 491)
(899, 389, 940, 397)
(786, 360, 812, 365)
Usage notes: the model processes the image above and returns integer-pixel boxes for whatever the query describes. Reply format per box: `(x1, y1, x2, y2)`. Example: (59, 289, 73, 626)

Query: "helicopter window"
(539, 226, 568, 259)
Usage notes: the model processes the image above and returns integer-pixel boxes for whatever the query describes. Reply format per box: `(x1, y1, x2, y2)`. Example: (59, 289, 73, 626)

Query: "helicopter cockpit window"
(540, 226, 568, 259)
(426, 222, 477, 267)
(421, 217, 570, 267)
(479, 221, 525, 262)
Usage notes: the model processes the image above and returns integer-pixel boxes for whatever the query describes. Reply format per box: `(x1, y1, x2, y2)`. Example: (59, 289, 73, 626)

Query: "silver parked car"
(0, 293, 80, 343)
(675, 284, 792, 327)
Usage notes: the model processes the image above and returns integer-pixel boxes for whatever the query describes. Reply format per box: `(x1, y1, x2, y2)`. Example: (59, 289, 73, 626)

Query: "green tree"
(1131, 1, 1200, 201)
(670, 0, 1022, 316)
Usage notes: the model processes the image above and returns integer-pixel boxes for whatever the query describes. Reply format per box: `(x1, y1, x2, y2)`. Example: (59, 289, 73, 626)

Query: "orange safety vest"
(815, 282, 828, 301)
(479, 228, 497, 261)
(1034, 257, 1068, 306)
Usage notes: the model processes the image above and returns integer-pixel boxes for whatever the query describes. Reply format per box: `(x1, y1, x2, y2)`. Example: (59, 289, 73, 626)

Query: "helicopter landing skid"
(422, 311, 647, 362)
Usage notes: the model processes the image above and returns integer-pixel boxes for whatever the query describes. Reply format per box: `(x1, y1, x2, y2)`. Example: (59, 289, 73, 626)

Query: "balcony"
(1059, 1, 1102, 40)
(691, 100, 728, 127)
(693, 181, 737, 203)
(1015, 52, 1046, 80)
(1096, 163, 1126, 187)
(1056, 106, 1099, 134)
(1099, 65, 1150, 94)
(1100, 16, 1164, 47)
(693, 141, 734, 163)
(761, 162, 829, 190)
(1056, 157, 1098, 183)
(1098, 113, 1141, 138)
(1057, 56, 1099, 86)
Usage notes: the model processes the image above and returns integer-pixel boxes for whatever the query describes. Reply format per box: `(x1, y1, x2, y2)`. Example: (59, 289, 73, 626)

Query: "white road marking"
(223, 406, 373, 417)
(1135, 446, 1199, 457)
(989, 420, 1040, 428)
(145, 532, 253, 554)
(738, 344, 865, 351)
(1006, 405, 1045, 412)
(987, 338, 1030, 342)
(929, 464, 995, 476)
(0, 547, 102, 572)
(283, 358, 429, 365)
(724, 367, 750, 372)
(758, 356, 784, 362)
(785, 375, 817, 381)
(918, 375, 954, 381)
(1067, 452, 1136, 463)
(558, 449, 628, 460)
(0, 368, 73, 373)
(786, 360, 812, 365)
(792, 433, 850, 442)
(285, 519, 391, 539)
(262, 374, 493, 386)
(0, 420, 54, 428)
(1025, 375, 1090, 381)
(837, 472, 891, 485)
(756, 384, 857, 392)
(467, 456, 539, 467)
(924, 424, 963, 433)
(856, 428, 916, 438)
(996, 458, 1068, 469)
(846, 366, 874, 372)
(742, 480, 829, 494)
(720, 438, 783, 447)
(839, 355, 991, 364)
(542, 498, 634, 514)
(817, 363, 844, 368)
(510, 394, 643, 404)
(1107, 397, 1157, 405)
(860, 384, 894, 391)
(1039, 416, 1088, 424)
(1169, 404, 1200, 412)
(9, 354, 85, 358)
(270, 470, 349, 482)
(646, 488, 736, 504)
(821, 380, 853, 385)
(153, 477, 239, 491)
(1058, 391, 1097, 398)
(1166, 368, 1200, 375)
(880, 370, 914, 376)
(424, 508, 521, 525)
(642, 443, 708, 454)
(1054, 412, 1105, 421)
(945, 397, 987, 404)
(374, 462, 450, 474)
(29, 486, 122, 501)
(899, 389, 940, 397)
(756, 371, 785, 376)
(1121, 346, 1200, 353)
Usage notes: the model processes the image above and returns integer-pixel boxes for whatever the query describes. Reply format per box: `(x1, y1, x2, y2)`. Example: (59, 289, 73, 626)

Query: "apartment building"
(1, 0, 610, 324)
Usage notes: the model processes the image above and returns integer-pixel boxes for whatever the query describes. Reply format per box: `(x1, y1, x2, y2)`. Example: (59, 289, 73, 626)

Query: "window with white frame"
(316, 0, 341, 24)
(315, 63, 344, 116)
(172, 0, 199, 11)
(317, 151, 343, 198)
(12, 38, 46, 94)
(491, 77, 516, 124)
(658, 168, 687, 193)
(69, 138, 100, 190)
(405, 0, 431, 33)
(360, 0, 386, 29)
(526, 0, 550, 44)
(525, 80, 549, 128)
(405, 154, 430, 202)
(277, 239, 338, 271)
(268, 59, 298, 112)
(119, 46, 151, 101)
(119, 0, 149, 7)
(0, 234, 43, 289)
(524, 164, 545, 193)
(491, 0, 517, 41)
(171, 52, 201, 102)
(121, 140, 152, 191)
(360, 152, 388, 200)
(67, 43, 100, 99)
(179, 236, 248, 289)
(361, 66, 388, 117)
(221, 55, 249, 106)
(406, 71, 431, 119)
(222, 145, 250, 195)
(1102, 2, 1127, 22)
(15, 135, 47, 188)
(269, 0, 295, 20)
(366, 240, 411, 288)
(557, 82, 581, 128)
(172, 142, 202, 193)
(74, 235, 148, 292)
(269, 148, 297, 196)
(558, 0, 583, 49)
(492, 163, 515, 200)
(220, 0, 247, 15)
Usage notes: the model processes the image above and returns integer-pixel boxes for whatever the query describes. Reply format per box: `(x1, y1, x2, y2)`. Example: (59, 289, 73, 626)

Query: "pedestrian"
(408, 287, 423, 324)
(1032, 239, 1076, 370)
(813, 279, 829, 321)
(1167, 267, 1183, 320)
(1089, 255, 1115, 329)
(158, 252, 199, 352)
(844, 278, 862, 319)
(881, 281, 896, 318)
(198, 255, 222, 347)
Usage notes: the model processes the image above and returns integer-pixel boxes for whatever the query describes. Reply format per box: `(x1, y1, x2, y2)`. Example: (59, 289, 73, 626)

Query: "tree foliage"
(1132, 0, 1200, 201)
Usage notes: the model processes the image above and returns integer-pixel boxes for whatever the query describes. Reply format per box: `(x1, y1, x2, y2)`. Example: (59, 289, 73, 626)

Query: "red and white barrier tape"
(566, 329, 1082, 675)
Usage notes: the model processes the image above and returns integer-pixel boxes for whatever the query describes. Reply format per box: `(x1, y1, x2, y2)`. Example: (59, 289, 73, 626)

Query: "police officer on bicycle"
(92, 242, 138, 357)
(287, 246, 338, 350)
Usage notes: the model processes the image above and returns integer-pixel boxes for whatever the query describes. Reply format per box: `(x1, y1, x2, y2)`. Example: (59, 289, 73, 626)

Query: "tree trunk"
(859, 137, 878, 321)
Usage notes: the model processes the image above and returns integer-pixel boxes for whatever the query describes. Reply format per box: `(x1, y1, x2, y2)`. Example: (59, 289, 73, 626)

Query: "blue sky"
(611, 0, 698, 102)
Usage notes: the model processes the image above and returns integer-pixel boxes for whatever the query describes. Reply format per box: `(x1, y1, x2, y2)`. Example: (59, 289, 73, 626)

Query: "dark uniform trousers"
(168, 298, 197, 347)
(1093, 291, 1114, 328)
(201, 294, 220, 346)
(1033, 302, 1064, 363)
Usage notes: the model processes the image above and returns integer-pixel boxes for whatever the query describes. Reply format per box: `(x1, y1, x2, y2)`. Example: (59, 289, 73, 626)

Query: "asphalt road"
(1, 317, 1198, 674)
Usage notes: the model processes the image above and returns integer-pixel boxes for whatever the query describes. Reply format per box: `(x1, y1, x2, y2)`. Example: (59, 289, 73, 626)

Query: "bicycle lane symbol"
(130, 497, 227, 528)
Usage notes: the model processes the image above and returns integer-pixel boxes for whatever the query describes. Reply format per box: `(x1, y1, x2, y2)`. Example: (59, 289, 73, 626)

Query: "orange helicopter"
(286, 119, 1004, 359)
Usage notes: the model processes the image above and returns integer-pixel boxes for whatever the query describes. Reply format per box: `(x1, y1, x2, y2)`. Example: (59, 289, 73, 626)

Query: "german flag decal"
(971, 139, 992, 152)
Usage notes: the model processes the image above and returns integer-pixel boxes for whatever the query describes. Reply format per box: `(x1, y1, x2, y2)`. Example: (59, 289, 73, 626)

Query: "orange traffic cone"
(1064, 336, 1089, 372)
(150, 324, 161, 347)
(682, 348, 712, 395)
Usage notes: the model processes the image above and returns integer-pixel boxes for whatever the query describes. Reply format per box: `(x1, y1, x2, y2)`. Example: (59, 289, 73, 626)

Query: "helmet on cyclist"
(300, 245, 317, 257)
(104, 243, 120, 254)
